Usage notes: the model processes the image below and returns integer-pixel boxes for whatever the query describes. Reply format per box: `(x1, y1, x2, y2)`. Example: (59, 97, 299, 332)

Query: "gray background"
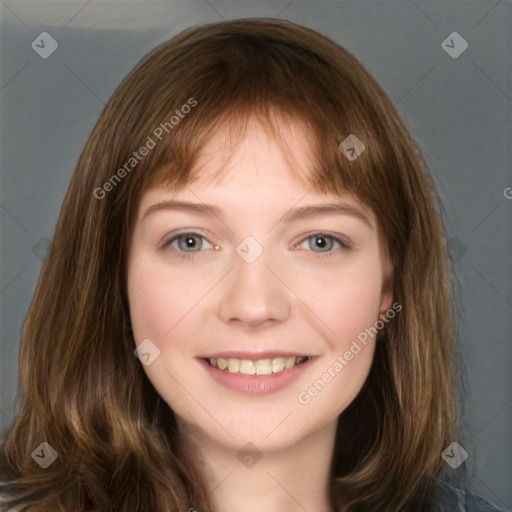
(0, 1, 510, 509)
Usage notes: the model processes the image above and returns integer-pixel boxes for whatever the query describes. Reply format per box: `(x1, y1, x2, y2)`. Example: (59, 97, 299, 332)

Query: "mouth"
(202, 356, 313, 376)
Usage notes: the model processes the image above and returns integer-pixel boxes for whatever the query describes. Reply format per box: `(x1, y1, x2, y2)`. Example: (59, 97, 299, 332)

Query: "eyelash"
(160, 230, 352, 260)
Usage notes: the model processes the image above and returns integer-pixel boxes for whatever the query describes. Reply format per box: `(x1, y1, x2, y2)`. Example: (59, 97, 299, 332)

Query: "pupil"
(315, 236, 326, 248)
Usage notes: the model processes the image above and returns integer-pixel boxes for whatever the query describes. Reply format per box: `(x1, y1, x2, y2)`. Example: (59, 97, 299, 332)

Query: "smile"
(204, 356, 312, 376)
(198, 354, 316, 394)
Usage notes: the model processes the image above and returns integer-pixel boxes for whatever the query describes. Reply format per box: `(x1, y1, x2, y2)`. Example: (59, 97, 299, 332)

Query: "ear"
(378, 252, 394, 315)
(379, 287, 394, 315)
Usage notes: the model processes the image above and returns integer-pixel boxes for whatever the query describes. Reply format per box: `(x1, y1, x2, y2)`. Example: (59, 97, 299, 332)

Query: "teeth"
(284, 356, 296, 369)
(227, 359, 240, 373)
(207, 356, 310, 375)
(240, 359, 256, 375)
(255, 359, 272, 375)
(272, 357, 285, 373)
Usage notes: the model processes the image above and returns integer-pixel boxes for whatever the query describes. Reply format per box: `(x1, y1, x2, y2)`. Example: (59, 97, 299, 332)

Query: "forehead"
(145, 114, 376, 228)
(185, 111, 317, 191)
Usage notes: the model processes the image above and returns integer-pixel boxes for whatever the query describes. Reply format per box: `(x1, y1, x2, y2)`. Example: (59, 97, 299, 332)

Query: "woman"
(0, 18, 506, 512)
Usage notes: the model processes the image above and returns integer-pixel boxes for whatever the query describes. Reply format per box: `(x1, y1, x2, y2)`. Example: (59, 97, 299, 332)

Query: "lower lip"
(198, 358, 316, 395)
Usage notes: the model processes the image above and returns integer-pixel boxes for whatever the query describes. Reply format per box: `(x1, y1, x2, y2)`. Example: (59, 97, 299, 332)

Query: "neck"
(180, 420, 338, 512)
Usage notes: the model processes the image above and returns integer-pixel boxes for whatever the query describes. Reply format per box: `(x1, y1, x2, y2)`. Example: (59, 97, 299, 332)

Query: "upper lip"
(198, 351, 314, 360)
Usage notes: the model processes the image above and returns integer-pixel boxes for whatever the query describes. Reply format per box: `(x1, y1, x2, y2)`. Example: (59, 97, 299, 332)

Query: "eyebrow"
(142, 199, 372, 228)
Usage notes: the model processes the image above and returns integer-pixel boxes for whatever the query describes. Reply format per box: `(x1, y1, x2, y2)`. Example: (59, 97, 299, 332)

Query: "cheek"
(127, 258, 203, 340)
(332, 275, 383, 346)
(294, 268, 382, 416)
(288, 256, 385, 350)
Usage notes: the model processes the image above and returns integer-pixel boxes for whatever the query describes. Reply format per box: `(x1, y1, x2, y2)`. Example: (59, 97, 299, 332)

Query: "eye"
(161, 231, 215, 259)
(297, 232, 351, 258)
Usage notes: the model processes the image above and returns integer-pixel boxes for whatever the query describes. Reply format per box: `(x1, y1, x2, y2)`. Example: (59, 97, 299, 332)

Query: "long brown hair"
(0, 18, 465, 511)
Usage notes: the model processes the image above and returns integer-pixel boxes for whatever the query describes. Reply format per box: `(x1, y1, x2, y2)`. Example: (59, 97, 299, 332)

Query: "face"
(126, 115, 393, 454)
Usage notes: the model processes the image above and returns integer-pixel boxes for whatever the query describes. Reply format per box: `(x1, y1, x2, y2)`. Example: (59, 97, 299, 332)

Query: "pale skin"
(126, 115, 393, 512)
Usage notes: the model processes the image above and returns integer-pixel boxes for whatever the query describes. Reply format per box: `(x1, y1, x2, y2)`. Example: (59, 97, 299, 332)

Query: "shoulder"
(431, 480, 509, 512)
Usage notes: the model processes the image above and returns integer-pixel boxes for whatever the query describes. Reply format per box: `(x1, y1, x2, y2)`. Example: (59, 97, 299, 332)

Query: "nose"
(217, 248, 292, 329)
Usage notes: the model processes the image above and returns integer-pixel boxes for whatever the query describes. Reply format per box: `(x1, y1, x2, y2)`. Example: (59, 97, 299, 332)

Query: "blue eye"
(176, 233, 211, 252)
(160, 231, 351, 260)
(299, 233, 351, 258)
(162, 232, 213, 259)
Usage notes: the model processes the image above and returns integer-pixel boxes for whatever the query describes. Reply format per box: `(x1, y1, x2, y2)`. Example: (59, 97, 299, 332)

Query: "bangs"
(125, 76, 391, 217)
(144, 106, 323, 193)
